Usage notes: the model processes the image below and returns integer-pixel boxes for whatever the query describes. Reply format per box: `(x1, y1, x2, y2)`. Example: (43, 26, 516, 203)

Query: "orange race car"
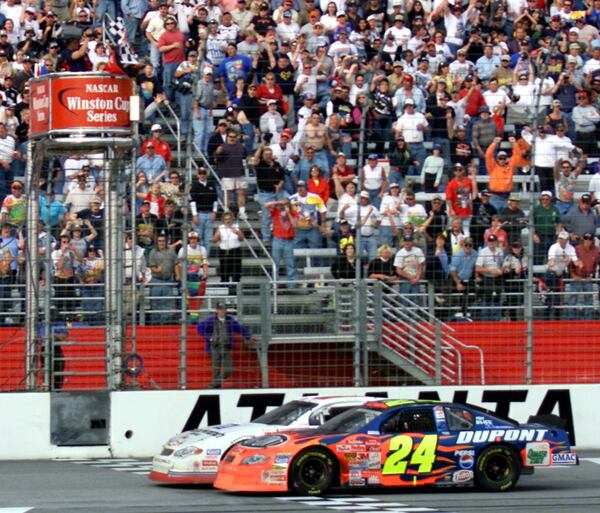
(214, 400, 578, 495)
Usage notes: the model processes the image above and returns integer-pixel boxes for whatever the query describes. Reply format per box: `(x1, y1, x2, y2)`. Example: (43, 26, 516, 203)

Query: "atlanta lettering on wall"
(181, 389, 576, 445)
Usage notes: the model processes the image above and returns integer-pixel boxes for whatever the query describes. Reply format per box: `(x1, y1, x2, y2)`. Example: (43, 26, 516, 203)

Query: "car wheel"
(475, 445, 521, 492)
(289, 448, 337, 495)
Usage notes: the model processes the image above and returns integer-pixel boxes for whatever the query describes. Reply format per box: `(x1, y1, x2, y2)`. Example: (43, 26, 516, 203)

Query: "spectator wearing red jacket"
(307, 165, 330, 204)
(445, 162, 478, 236)
(141, 124, 173, 168)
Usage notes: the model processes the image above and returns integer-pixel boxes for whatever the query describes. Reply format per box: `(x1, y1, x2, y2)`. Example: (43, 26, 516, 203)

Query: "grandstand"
(0, 0, 600, 393)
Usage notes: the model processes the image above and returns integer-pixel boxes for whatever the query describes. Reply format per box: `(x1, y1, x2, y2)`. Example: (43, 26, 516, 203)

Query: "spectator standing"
(471, 106, 498, 174)
(562, 194, 599, 242)
(395, 98, 428, 173)
(218, 43, 253, 96)
(289, 180, 327, 252)
(485, 137, 520, 213)
(121, 0, 147, 47)
(470, 190, 497, 249)
(250, 143, 285, 244)
(145, 2, 168, 70)
(331, 243, 362, 279)
(213, 211, 244, 295)
(554, 158, 585, 216)
(475, 234, 504, 321)
(148, 234, 177, 325)
(533, 191, 562, 266)
(502, 241, 527, 321)
(193, 67, 215, 154)
(367, 244, 397, 284)
(448, 236, 478, 319)
(190, 166, 218, 257)
(394, 233, 424, 301)
(136, 141, 167, 183)
(499, 193, 526, 245)
(173, 50, 198, 139)
(572, 91, 600, 157)
(545, 231, 581, 320)
(378, 183, 402, 247)
(0, 223, 19, 323)
(1, 179, 25, 227)
(77, 245, 104, 322)
(0, 122, 16, 197)
(445, 162, 478, 235)
(196, 302, 255, 389)
(176, 231, 209, 324)
(266, 198, 297, 288)
(51, 234, 80, 317)
(341, 190, 380, 261)
(215, 131, 248, 219)
(569, 233, 600, 320)
(141, 124, 172, 169)
(361, 153, 387, 208)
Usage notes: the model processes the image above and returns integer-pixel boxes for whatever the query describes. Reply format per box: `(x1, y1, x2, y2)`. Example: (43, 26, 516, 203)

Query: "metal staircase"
(366, 282, 485, 385)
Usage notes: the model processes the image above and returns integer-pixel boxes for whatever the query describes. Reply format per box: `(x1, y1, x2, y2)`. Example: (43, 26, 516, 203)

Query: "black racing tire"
(475, 445, 521, 492)
(289, 448, 337, 495)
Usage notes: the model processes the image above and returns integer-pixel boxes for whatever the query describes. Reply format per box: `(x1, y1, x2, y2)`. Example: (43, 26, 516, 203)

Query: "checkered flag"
(105, 16, 139, 65)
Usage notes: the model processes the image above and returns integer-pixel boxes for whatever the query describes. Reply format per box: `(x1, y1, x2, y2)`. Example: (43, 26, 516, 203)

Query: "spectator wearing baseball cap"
(545, 230, 581, 320)
(142, 124, 173, 168)
(395, 93, 429, 172)
(136, 140, 167, 184)
(484, 136, 521, 212)
(475, 230, 505, 321)
(471, 103, 498, 175)
(533, 190, 561, 266)
(570, 231, 600, 319)
(393, 229, 425, 303)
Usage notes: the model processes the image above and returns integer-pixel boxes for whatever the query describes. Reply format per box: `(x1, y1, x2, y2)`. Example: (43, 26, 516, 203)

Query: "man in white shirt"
(522, 125, 574, 192)
(573, 91, 600, 156)
(475, 234, 504, 320)
(379, 183, 402, 246)
(449, 49, 474, 82)
(545, 230, 582, 319)
(482, 78, 510, 111)
(395, 98, 428, 172)
(383, 15, 411, 49)
(394, 233, 425, 300)
(327, 30, 358, 65)
(340, 191, 380, 260)
(276, 11, 300, 41)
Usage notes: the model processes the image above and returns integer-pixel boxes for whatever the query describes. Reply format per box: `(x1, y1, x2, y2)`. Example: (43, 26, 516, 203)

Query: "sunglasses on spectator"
(12, 185, 22, 189)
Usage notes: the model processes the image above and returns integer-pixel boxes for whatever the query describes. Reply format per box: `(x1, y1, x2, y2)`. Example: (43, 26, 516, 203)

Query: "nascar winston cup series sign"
(30, 73, 133, 137)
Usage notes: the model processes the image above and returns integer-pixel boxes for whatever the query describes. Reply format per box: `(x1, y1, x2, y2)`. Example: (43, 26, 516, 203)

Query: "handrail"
(379, 281, 485, 382)
(156, 102, 181, 167)
(192, 144, 276, 282)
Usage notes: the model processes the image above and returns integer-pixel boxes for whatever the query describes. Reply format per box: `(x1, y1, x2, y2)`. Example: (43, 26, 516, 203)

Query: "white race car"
(149, 396, 375, 484)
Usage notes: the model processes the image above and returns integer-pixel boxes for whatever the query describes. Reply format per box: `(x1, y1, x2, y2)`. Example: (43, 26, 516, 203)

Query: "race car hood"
(164, 423, 283, 449)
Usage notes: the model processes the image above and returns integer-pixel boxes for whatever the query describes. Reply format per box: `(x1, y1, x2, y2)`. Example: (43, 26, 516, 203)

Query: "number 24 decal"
(381, 434, 438, 475)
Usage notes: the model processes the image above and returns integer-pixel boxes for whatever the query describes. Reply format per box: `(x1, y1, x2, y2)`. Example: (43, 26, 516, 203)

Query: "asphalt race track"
(1, 454, 599, 513)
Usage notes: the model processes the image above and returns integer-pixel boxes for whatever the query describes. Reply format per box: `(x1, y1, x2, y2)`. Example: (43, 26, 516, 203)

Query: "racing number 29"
(382, 435, 438, 475)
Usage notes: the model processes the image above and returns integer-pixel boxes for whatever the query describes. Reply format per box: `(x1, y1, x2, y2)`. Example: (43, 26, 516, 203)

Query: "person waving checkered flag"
(105, 16, 139, 66)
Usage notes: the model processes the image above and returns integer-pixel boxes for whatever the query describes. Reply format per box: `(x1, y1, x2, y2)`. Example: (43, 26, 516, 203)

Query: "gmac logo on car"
(552, 453, 578, 465)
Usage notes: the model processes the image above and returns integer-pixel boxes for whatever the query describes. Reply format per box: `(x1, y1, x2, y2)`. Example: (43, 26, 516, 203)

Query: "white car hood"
(164, 423, 284, 449)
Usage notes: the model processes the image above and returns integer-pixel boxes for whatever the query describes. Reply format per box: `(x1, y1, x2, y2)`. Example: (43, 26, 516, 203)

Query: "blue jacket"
(196, 314, 252, 352)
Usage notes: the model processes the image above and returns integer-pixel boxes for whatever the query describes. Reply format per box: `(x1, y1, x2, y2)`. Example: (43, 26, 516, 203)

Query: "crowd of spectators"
(1, 0, 600, 323)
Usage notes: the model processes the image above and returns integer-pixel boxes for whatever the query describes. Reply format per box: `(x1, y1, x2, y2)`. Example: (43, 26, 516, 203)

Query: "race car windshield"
(314, 407, 380, 434)
(253, 400, 318, 425)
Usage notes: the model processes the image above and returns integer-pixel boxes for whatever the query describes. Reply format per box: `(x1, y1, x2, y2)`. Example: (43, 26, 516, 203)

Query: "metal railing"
(366, 281, 485, 385)
(194, 145, 276, 283)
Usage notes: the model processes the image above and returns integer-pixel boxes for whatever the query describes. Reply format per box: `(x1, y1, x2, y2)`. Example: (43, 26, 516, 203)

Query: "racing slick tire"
(475, 445, 521, 492)
(289, 448, 337, 495)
